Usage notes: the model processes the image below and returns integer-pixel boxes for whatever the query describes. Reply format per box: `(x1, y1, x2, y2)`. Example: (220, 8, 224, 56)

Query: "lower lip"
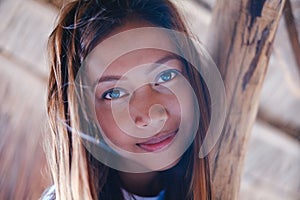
(137, 133, 176, 152)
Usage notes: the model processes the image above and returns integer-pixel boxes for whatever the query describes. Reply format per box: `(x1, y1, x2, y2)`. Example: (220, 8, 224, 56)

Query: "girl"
(44, 0, 213, 199)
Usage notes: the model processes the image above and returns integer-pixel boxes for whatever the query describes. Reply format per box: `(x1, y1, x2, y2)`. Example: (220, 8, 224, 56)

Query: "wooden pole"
(206, 0, 286, 199)
(284, 0, 300, 78)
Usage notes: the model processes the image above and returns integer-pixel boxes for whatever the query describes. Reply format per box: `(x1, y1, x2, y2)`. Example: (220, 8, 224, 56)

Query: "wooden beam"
(257, 109, 300, 142)
(284, 0, 300, 78)
(207, 0, 286, 199)
(0, 54, 50, 199)
(0, 49, 47, 83)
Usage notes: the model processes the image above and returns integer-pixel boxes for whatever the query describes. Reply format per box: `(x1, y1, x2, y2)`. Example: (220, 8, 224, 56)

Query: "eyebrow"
(96, 54, 179, 85)
(147, 54, 179, 73)
(98, 75, 124, 83)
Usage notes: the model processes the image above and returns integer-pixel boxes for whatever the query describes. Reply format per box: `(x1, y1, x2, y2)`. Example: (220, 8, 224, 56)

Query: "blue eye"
(102, 88, 127, 100)
(156, 69, 178, 84)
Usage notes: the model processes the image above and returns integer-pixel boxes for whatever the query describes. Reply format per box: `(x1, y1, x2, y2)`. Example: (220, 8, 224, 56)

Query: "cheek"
(164, 93, 181, 121)
(171, 82, 198, 144)
(94, 100, 141, 152)
(94, 101, 122, 142)
(95, 101, 110, 124)
(169, 86, 195, 119)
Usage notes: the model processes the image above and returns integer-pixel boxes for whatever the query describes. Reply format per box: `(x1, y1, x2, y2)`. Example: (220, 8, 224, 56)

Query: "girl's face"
(94, 49, 183, 153)
(85, 20, 198, 170)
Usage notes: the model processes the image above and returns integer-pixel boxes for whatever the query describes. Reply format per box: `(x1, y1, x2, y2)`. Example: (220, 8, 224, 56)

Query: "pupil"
(110, 90, 120, 98)
(162, 72, 171, 81)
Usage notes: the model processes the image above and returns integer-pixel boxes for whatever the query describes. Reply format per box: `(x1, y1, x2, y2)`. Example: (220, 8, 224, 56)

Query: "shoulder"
(40, 185, 56, 200)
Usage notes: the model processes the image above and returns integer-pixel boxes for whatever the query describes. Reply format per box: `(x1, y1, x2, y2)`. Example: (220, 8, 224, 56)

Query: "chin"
(157, 157, 181, 171)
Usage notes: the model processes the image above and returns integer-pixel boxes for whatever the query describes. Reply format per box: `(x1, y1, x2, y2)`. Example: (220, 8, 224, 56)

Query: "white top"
(41, 185, 55, 200)
(122, 189, 165, 200)
(42, 185, 165, 200)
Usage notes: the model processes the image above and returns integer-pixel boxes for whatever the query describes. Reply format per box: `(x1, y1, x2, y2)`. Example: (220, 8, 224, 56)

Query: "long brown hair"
(46, 0, 212, 199)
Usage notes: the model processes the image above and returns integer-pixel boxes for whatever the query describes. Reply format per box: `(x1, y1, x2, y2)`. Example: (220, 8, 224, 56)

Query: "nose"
(129, 84, 168, 127)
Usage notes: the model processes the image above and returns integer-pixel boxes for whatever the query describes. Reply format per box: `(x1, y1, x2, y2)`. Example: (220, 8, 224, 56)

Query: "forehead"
(101, 49, 177, 77)
(84, 21, 178, 84)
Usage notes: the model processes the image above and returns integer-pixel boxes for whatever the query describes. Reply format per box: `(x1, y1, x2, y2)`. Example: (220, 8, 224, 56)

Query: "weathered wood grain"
(240, 122, 300, 200)
(0, 0, 57, 79)
(207, 0, 286, 199)
(284, 0, 300, 78)
(259, 17, 300, 138)
(0, 0, 56, 198)
(0, 54, 50, 199)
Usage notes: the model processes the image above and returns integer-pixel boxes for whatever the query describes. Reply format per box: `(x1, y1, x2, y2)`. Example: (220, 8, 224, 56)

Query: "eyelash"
(102, 88, 128, 100)
(101, 69, 180, 100)
(156, 69, 179, 84)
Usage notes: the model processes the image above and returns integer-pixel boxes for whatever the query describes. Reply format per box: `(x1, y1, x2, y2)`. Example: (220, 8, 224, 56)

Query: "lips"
(136, 129, 178, 152)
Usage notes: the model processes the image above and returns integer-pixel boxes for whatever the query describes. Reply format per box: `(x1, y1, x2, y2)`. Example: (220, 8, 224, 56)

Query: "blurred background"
(0, 0, 299, 199)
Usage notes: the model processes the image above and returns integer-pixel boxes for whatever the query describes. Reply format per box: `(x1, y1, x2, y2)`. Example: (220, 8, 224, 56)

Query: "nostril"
(133, 104, 168, 127)
(135, 116, 151, 127)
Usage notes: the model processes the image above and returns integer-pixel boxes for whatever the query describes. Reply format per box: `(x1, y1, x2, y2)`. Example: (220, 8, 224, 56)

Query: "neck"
(118, 171, 163, 197)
